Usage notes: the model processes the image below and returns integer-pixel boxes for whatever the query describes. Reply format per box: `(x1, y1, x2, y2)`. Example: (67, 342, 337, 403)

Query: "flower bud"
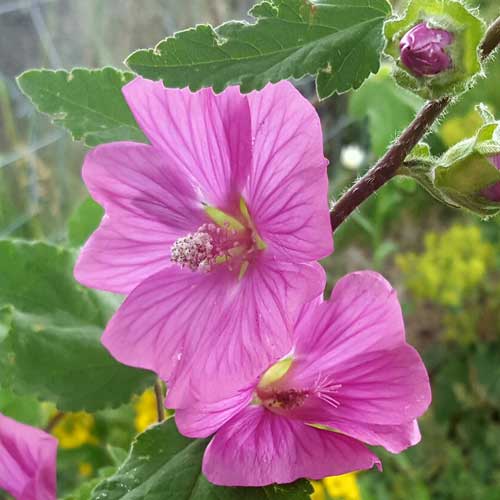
(400, 110, 500, 216)
(432, 114, 500, 216)
(384, 0, 485, 99)
(480, 155, 500, 202)
(399, 23, 453, 77)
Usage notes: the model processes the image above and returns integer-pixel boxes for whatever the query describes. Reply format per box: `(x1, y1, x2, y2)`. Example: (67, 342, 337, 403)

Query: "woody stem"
(329, 16, 500, 232)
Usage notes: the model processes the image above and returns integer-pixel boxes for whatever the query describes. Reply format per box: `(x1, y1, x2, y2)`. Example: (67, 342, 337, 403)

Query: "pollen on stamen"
(170, 227, 216, 271)
(170, 223, 247, 272)
(265, 388, 310, 410)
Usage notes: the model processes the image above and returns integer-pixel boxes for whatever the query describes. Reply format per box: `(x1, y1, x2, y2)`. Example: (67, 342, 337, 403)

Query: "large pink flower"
(74, 78, 332, 406)
(0, 413, 58, 500)
(174, 272, 431, 487)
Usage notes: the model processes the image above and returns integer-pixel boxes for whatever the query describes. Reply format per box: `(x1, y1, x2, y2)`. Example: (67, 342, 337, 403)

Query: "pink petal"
(0, 413, 58, 500)
(75, 142, 205, 293)
(75, 214, 173, 294)
(244, 82, 333, 262)
(175, 388, 254, 438)
(330, 419, 421, 454)
(102, 258, 325, 406)
(270, 271, 430, 428)
(281, 343, 430, 428)
(123, 78, 252, 211)
(82, 142, 203, 226)
(293, 271, 406, 363)
(328, 344, 431, 425)
(203, 405, 380, 487)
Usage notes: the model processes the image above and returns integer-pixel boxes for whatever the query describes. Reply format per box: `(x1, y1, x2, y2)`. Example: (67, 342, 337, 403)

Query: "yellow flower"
(310, 481, 326, 500)
(78, 462, 93, 478)
(324, 474, 361, 500)
(51, 412, 97, 449)
(310, 474, 361, 500)
(396, 225, 493, 307)
(133, 389, 158, 433)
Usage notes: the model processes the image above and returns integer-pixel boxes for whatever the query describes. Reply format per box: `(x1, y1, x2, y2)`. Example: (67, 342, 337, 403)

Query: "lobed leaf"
(92, 418, 313, 500)
(0, 240, 154, 411)
(126, 0, 391, 99)
(17, 68, 146, 147)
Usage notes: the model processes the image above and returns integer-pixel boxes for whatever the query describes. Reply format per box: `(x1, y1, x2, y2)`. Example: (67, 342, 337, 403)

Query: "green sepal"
(407, 141, 434, 162)
(384, 0, 485, 99)
(398, 143, 454, 207)
(432, 106, 500, 215)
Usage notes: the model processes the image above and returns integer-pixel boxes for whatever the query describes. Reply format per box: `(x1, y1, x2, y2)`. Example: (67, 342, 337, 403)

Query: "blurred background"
(1, 0, 500, 498)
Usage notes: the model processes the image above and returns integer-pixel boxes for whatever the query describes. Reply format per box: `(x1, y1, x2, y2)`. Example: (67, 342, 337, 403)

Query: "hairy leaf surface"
(126, 0, 391, 99)
(0, 240, 154, 411)
(17, 68, 146, 146)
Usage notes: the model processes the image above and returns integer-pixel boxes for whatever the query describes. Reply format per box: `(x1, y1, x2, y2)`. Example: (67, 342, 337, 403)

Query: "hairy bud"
(384, 0, 485, 99)
(400, 23, 453, 77)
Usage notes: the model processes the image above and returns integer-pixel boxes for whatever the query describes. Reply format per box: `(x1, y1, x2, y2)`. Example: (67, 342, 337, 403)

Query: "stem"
(154, 379, 166, 423)
(45, 411, 64, 433)
(481, 17, 500, 59)
(329, 17, 500, 231)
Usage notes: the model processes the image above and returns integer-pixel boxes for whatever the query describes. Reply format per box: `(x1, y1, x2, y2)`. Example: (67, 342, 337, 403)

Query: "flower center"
(254, 357, 309, 410)
(254, 357, 342, 413)
(260, 387, 310, 410)
(170, 198, 265, 275)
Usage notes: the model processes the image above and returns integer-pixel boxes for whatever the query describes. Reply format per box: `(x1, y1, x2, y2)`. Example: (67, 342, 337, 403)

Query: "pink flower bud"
(400, 22, 453, 77)
(481, 154, 500, 201)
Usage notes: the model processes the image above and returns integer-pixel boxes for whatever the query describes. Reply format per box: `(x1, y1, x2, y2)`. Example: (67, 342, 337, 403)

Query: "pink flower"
(74, 78, 332, 406)
(0, 413, 58, 500)
(481, 154, 500, 201)
(174, 272, 431, 487)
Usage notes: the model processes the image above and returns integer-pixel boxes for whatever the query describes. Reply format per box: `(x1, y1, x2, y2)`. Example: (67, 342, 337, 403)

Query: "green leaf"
(17, 68, 146, 147)
(68, 197, 104, 247)
(0, 385, 44, 427)
(126, 0, 391, 99)
(64, 466, 117, 500)
(92, 418, 313, 500)
(349, 66, 423, 157)
(0, 240, 154, 411)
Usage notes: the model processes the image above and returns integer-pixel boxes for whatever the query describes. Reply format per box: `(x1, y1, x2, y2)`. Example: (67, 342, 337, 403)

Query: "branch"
(481, 16, 500, 59)
(45, 411, 64, 433)
(154, 379, 166, 423)
(330, 16, 500, 232)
